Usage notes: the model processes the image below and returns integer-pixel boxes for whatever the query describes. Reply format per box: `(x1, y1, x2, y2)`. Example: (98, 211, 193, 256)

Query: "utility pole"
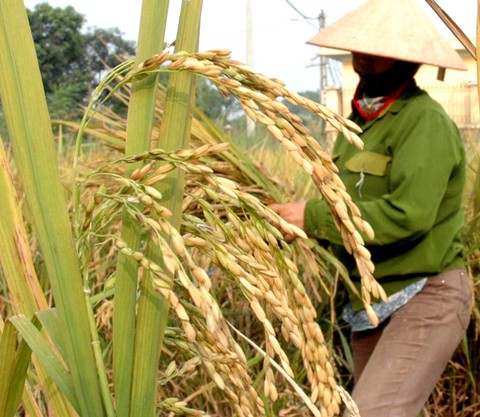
(246, 0, 254, 67)
(246, 0, 255, 136)
(318, 9, 327, 104)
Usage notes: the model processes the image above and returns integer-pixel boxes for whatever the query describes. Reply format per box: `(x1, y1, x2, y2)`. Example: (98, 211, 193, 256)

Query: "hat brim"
(307, 0, 467, 71)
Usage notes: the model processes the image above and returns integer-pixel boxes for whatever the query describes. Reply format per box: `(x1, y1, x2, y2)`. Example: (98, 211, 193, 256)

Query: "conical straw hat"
(307, 0, 466, 71)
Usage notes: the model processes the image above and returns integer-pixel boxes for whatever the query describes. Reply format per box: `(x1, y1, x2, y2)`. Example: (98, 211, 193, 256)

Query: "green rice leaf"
(112, 1, 170, 416)
(0, 125, 75, 417)
(129, 3, 203, 417)
(0, 1, 105, 415)
(0, 321, 31, 417)
(9, 315, 80, 413)
(36, 309, 69, 367)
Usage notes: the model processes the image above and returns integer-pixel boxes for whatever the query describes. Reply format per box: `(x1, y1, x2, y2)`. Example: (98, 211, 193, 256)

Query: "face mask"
(358, 61, 421, 97)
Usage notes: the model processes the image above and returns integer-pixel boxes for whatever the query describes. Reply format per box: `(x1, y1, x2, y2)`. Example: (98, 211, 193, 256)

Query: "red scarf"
(352, 80, 410, 121)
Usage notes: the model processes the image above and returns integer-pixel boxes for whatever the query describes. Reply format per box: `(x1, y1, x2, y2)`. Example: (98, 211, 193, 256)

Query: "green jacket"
(304, 81, 466, 308)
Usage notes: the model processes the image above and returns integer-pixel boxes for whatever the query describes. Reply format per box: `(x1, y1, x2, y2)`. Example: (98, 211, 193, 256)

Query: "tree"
(27, 3, 135, 120)
(195, 78, 241, 124)
(28, 4, 89, 101)
(85, 27, 137, 88)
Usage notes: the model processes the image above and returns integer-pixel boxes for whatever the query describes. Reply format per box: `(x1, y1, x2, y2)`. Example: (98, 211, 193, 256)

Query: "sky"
(22, 0, 477, 93)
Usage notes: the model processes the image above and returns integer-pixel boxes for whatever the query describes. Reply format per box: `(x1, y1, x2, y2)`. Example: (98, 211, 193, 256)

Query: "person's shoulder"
(402, 84, 452, 119)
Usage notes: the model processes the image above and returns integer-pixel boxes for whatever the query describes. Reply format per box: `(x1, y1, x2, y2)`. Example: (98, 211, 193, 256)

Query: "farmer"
(269, 0, 473, 416)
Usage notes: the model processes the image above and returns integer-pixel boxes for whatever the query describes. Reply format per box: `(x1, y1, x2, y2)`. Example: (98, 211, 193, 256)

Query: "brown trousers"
(349, 269, 472, 417)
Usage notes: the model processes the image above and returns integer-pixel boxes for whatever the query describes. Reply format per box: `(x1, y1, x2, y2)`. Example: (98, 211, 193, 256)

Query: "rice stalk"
(128, 2, 203, 417)
(229, 323, 323, 417)
(425, 0, 476, 59)
(97, 0, 170, 415)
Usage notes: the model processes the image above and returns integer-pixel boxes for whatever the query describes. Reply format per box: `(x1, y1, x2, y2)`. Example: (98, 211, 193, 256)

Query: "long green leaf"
(36, 309, 69, 366)
(112, 1, 170, 416)
(130, 3, 203, 417)
(0, 140, 76, 415)
(0, 321, 31, 417)
(59, 121, 125, 150)
(0, 2, 104, 415)
(9, 315, 80, 413)
(36, 302, 115, 416)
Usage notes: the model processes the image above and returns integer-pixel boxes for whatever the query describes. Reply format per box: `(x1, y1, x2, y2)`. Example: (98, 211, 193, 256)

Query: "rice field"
(0, 0, 479, 416)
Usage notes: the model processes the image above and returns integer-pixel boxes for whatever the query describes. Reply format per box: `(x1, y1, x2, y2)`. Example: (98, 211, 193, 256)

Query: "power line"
(283, 0, 317, 28)
(283, 1, 342, 94)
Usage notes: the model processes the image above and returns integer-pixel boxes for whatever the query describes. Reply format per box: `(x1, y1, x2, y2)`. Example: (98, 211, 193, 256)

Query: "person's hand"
(268, 201, 307, 242)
